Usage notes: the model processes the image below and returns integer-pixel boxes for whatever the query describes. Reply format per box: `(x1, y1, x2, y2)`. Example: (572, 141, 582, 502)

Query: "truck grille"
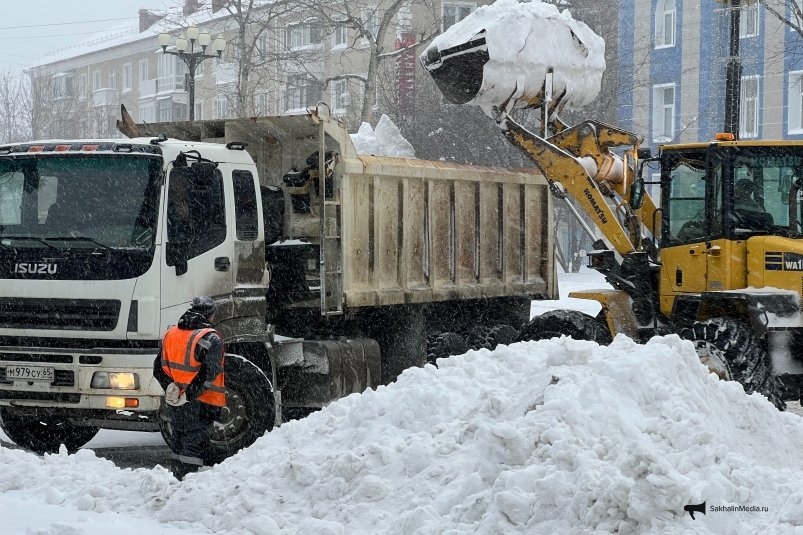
(0, 391, 81, 403)
(0, 298, 120, 331)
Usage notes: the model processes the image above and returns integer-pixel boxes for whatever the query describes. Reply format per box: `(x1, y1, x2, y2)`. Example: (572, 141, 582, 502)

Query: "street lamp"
(158, 26, 226, 121)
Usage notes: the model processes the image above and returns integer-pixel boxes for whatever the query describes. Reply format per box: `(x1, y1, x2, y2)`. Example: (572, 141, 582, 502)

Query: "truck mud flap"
(279, 338, 380, 409)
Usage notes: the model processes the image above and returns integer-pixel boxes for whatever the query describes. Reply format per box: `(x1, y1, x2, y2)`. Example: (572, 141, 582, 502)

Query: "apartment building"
(26, 0, 482, 140)
(617, 0, 803, 150)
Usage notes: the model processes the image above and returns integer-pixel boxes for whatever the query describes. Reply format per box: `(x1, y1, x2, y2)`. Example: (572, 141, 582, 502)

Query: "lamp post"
(158, 26, 226, 121)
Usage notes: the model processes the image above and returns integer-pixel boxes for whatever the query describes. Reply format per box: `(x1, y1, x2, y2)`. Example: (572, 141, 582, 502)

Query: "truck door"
(160, 161, 233, 321)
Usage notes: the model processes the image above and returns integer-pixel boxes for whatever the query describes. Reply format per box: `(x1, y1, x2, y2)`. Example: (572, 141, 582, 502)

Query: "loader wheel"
(464, 324, 520, 351)
(0, 408, 99, 454)
(159, 354, 275, 465)
(679, 317, 786, 410)
(427, 332, 469, 365)
(519, 310, 613, 345)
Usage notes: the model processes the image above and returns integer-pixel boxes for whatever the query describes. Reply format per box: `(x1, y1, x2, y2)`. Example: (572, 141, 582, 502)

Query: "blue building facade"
(617, 0, 803, 151)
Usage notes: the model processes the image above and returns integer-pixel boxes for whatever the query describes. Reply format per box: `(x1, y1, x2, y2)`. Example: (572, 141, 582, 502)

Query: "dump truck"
(422, 0, 799, 409)
(0, 107, 554, 461)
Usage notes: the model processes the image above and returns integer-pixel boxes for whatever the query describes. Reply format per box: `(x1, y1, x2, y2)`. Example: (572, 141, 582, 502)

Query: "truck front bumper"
(0, 345, 164, 430)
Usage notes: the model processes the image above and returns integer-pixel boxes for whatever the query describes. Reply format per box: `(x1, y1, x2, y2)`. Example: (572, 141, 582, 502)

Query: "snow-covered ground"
(3, 268, 803, 534)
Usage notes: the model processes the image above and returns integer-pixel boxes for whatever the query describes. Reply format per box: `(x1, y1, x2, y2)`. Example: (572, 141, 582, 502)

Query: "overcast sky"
(1, 1, 168, 74)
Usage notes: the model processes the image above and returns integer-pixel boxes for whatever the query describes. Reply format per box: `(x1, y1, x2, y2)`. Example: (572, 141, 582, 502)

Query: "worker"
(153, 296, 226, 479)
(734, 178, 760, 210)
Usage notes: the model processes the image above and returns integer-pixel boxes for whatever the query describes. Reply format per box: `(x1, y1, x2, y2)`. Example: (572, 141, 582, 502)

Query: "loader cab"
(657, 141, 803, 311)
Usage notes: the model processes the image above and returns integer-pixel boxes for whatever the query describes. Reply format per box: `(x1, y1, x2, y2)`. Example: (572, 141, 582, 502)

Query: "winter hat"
(190, 296, 217, 317)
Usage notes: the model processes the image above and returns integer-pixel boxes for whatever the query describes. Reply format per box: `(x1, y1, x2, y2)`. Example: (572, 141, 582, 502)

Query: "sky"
(0, 1, 166, 74)
(3, 269, 803, 534)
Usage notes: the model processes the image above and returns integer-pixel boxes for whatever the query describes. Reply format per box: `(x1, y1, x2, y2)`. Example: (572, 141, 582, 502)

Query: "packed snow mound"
(421, 0, 605, 114)
(5, 335, 803, 533)
(350, 114, 416, 158)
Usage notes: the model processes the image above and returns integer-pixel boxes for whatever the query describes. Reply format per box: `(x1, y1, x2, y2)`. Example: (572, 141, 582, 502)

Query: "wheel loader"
(420, 0, 803, 410)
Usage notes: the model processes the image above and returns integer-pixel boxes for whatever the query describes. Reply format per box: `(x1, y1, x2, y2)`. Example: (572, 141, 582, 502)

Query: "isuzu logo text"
(14, 262, 58, 274)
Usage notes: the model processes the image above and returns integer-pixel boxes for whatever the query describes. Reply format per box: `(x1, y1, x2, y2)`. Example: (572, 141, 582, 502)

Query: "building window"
(442, 2, 474, 31)
(139, 102, 156, 123)
(286, 21, 322, 48)
(215, 93, 233, 119)
(739, 2, 759, 38)
(285, 74, 321, 111)
(655, 0, 676, 48)
(333, 23, 348, 47)
(52, 73, 72, 100)
(78, 73, 87, 100)
(256, 35, 269, 60)
(788, 71, 803, 134)
(361, 9, 379, 41)
(139, 59, 149, 82)
(93, 70, 101, 91)
(652, 83, 675, 142)
(740, 76, 760, 139)
(255, 93, 269, 115)
(332, 79, 348, 112)
(122, 64, 132, 92)
(109, 70, 117, 90)
(194, 101, 203, 121)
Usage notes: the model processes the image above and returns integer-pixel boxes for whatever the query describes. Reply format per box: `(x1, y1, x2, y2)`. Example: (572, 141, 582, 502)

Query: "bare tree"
(297, 0, 442, 125)
(0, 71, 31, 143)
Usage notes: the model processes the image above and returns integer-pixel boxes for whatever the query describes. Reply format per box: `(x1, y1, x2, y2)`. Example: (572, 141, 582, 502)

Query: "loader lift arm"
(494, 111, 657, 257)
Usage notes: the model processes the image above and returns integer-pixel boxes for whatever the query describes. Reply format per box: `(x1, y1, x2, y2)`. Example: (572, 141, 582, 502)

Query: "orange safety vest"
(161, 326, 226, 407)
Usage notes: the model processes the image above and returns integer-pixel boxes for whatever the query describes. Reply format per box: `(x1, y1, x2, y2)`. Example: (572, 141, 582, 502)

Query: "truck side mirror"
(165, 240, 189, 276)
(630, 178, 645, 210)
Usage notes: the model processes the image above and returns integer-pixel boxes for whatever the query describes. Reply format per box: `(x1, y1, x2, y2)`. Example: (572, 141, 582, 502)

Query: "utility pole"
(723, 0, 742, 138)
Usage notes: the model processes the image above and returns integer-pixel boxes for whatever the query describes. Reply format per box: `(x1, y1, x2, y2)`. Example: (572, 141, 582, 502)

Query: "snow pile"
(5, 333, 803, 533)
(421, 0, 605, 114)
(350, 114, 416, 158)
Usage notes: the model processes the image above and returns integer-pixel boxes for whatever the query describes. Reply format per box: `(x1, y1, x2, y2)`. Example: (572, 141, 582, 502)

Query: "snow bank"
(421, 0, 605, 114)
(350, 114, 416, 158)
(5, 333, 803, 533)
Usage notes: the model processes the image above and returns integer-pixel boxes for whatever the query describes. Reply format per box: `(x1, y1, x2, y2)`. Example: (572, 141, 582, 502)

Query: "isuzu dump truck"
(0, 108, 554, 461)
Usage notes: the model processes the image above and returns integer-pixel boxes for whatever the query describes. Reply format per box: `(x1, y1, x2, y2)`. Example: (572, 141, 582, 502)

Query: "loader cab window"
(725, 149, 803, 236)
(663, 151, 714, 245)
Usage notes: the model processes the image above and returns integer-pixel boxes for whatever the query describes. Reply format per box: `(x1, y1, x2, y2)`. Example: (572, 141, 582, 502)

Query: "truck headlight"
(91, 372, 139, 390)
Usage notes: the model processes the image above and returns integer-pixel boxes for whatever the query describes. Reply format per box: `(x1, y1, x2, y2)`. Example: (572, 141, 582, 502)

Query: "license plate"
(5, 365, 55, 382)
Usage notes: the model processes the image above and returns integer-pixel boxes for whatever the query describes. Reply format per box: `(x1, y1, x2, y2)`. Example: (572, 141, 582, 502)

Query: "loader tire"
(679, 317, 785, 410)
(427, 332, 470, 365)
(159, 354, 275, 465)
(0, 409, 99, 454)
(465, 324, 520, 351)
(519, 310, 613, 345)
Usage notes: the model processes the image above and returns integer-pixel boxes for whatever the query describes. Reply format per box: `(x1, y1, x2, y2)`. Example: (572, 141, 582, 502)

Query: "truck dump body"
(131, 112, 557, 311)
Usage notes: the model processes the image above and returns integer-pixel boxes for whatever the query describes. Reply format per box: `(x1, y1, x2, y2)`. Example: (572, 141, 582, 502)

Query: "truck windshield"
(0, 155, 161, 250)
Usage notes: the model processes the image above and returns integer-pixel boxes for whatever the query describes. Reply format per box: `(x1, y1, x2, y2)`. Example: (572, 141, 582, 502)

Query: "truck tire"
(679, 317, 785, 410)
(465, 324, 520, 351)
(159, 355, 275, 465)
(519, 310, 613, 345)
(427, 332, 469, 365)
(0, 409, 99, 454)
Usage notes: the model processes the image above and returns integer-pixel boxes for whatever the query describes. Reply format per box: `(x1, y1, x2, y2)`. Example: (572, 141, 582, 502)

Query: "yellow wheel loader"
(420, 8, 801, 410)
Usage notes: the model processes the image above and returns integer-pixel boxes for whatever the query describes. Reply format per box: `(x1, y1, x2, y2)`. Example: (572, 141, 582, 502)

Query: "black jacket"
(153, 310, 224, 401)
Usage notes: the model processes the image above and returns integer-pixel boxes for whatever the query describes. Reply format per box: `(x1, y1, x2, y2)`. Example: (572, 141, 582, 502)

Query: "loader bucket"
(420, 33, 489, 105)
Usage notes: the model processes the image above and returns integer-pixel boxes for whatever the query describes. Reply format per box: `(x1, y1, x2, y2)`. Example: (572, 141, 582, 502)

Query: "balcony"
(92, 88, 120, 107)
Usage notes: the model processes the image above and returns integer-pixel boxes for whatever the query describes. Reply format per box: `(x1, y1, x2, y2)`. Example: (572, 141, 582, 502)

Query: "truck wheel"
(519, 310, 613, 345)
(679, 317, 786, 410)
(0, 409, 99, 454)
(427, 332, 469, 365)
(465, 324, 520, 351)
(159, 355, 275, 465)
